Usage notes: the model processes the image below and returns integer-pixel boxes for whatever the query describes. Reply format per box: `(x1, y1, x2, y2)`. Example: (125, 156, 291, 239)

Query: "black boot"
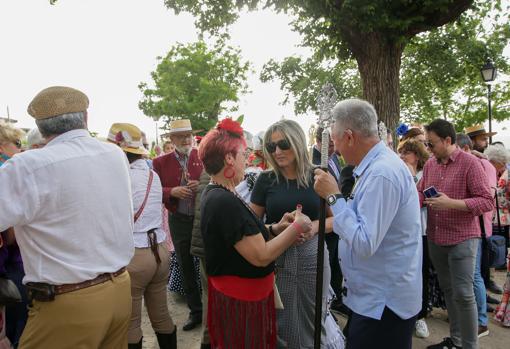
(200, 344, 211, 349)
(156, 328, 177, 349)
(128, 337, 142, 349)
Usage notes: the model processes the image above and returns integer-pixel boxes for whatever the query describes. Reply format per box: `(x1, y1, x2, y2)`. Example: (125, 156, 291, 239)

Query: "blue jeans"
(473, 239, 487, 326)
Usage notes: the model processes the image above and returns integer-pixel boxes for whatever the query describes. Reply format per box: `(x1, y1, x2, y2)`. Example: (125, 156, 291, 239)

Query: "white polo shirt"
(0, 129, 135, 285)
(129, 159, 166, 248)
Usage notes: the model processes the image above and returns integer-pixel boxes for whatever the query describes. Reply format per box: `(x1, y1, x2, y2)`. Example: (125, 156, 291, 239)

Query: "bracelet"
(268, 224, 276, 237)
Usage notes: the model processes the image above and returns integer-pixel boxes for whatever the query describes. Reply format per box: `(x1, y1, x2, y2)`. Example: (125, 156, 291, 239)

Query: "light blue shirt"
(331, 141, 422, 320)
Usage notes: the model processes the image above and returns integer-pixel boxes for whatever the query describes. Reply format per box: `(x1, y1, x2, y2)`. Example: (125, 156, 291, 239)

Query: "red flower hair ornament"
(217, 118, 243, 137)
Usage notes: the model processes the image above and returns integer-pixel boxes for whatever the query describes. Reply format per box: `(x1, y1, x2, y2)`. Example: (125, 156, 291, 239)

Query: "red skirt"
(208, 272, 276, 349)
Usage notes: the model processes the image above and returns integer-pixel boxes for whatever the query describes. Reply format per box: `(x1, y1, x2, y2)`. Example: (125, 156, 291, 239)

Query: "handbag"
(480, 192, 507, 268)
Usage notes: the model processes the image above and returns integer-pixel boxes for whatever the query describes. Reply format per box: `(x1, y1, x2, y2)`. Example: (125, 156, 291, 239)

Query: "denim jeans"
(473, 239, 488, 326)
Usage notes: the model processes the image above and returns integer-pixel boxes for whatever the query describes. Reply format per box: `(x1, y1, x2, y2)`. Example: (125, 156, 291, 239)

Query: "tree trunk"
(349, 33, 404, 136)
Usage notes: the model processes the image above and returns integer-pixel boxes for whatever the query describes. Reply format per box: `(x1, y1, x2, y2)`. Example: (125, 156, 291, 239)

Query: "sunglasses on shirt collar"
(265, 139, 291, 153)
(14, 139, 22, 149)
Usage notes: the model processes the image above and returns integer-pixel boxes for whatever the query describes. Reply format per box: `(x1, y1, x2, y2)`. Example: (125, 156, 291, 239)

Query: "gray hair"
(485, 144, 510, 165)
(263, 119, 313, 189)
(455, 133, 473, 150)
(26, 128, 45, 148)
(36, 111, 87, 138)
(331, 98, 378, 137)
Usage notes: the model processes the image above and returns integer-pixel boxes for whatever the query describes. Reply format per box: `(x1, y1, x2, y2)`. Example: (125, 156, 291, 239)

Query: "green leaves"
(138, 41, 251, 132)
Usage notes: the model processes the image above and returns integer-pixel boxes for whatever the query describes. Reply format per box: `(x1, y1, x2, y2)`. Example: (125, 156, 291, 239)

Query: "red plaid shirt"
(417, 149, 494, 246)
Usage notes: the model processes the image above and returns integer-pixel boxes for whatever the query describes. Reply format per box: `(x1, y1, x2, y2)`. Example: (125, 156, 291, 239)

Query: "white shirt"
(0, 129, 135, 285)
(130, 159, 166, 248)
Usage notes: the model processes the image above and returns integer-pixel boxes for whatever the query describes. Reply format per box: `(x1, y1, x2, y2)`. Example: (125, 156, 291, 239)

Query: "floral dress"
(495, 169, 510, 226)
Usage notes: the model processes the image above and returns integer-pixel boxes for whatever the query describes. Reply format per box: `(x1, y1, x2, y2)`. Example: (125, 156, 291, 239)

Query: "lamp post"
(480, 59, 497, 143)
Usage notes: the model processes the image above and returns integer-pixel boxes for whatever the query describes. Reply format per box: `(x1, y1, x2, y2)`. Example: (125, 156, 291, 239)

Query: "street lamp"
(480, 59, 497, 143)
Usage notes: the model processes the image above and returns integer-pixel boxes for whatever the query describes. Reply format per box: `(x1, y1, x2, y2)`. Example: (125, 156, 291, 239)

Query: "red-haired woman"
(199, 118, 313, 349)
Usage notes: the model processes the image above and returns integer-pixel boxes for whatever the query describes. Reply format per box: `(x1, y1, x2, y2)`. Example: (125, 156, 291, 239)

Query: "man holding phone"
(418, 119, 494, 349)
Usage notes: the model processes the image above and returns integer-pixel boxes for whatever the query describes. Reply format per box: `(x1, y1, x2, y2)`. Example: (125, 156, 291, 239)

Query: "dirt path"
(141, 269, 509, 348)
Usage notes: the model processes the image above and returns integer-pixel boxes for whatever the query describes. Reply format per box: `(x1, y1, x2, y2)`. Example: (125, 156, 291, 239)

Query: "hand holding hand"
(171, 186, 193, 200)
(274, 212, 295, 235)
(292, 205, 313, 244)
(187, 180, 199, 192)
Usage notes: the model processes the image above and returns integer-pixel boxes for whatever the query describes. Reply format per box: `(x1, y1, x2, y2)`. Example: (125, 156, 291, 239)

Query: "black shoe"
(200, 344, 211, 349)
(487, 280, 503, 294)
(182, 313, 202, 331)
(487, 294, 500, 304)
(128, 337, 143, 349)
(426, 337, 462, 349)
(156, 329, 177, 349)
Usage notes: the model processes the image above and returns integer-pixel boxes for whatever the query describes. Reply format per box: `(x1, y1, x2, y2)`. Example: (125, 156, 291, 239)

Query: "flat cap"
(27, 86, 89, 120)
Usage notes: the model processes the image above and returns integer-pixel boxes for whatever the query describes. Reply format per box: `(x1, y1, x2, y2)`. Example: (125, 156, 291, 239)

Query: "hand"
(171, 186, 193, 200)
(424, 192, 452, 210)
(293, 205, 313, 244)
(187, 180, 199, 192)
(314, 168, 340, 199)
(274, 212, 295, 235)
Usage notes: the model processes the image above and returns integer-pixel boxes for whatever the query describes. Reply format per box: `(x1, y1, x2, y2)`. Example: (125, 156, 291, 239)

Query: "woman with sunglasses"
(0, 122, 24, 167)
(251, 119, 344, 348)
(199, 118, 313, 349)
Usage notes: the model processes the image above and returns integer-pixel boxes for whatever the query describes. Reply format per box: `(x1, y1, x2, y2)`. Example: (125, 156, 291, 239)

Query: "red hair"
(199, 119, 246, 175)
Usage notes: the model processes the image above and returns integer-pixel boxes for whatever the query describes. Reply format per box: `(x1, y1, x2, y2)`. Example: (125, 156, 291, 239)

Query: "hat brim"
(122, 147, 148, 155)
(468, 130, 497, 138)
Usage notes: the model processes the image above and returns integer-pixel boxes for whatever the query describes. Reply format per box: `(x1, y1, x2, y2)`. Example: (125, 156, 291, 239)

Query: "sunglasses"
(14, 140, 22, 149)
(265, 139, 291, 153)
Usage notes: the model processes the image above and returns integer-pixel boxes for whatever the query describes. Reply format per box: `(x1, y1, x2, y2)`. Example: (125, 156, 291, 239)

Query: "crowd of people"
(0, 85, 509, 349)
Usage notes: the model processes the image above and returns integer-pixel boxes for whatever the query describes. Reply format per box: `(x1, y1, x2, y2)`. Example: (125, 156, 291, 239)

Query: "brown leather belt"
(55, 267, 126, 295)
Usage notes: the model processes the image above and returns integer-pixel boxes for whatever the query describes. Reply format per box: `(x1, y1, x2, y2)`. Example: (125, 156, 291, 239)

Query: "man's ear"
(84, 110, 88, 127)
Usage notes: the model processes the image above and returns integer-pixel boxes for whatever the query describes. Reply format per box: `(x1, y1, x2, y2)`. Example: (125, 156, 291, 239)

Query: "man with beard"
(153, 119, 203, 331)
(465, 124, 497, 153)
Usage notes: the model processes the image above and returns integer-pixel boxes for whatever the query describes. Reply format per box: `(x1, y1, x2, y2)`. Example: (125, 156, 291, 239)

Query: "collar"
(175, 149, 191, 161)
(436, 147, 461, 164)
(45, 129, 90, 147)
(130, 158, 149, 170)
(353, 141, 385, 178)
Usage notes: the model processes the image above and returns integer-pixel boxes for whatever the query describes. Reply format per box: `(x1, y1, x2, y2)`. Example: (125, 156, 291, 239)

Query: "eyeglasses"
(425, 142, 434, 149)
(265, 139, 291, 153)
(14, 140, 22, 149)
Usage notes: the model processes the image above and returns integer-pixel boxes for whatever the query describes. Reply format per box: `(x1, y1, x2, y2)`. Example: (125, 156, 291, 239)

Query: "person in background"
(25, 128, 46, 149)
(419, 119, 494, 349)
(199, 118, 314, 349)
(108, 123, 176, 349)
(163, 141, 175, 154)
(251, 119, 343, 348)
(0, 86, 134, 348)
(0, 236, 13, 349)
(398, 139, 431, 339)
(0, 121, 24, 165)
(456, 133, 496, 338)
(153, 119, 203, 331)
(314, 99, 422, 349)
(465, 124, 496, 154)
(236, 131, 267, 203)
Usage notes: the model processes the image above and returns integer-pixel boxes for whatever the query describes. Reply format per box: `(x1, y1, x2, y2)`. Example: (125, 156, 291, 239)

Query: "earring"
(223, 165, 235, 179)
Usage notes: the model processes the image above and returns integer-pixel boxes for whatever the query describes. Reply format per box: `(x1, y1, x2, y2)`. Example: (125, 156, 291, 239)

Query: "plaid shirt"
(417, 149, 494, 246)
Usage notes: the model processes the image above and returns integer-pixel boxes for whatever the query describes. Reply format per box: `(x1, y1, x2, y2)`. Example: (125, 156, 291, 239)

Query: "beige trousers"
(19, 270, 131, 349)
(127, 243, 174, 343)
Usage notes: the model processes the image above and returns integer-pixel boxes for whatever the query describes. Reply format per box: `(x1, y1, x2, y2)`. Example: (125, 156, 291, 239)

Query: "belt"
(55, 267, 126, 294)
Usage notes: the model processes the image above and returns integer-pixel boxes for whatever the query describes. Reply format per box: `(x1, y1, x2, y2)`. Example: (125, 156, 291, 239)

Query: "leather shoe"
(182, 314, 202, 331)
(487, 294, 500, 304)
(487, 280, 503, 295)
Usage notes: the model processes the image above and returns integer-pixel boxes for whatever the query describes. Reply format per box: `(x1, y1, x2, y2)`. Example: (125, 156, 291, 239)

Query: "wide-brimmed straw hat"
(465, 124, 497, 138)
(107, 123, 147, 155)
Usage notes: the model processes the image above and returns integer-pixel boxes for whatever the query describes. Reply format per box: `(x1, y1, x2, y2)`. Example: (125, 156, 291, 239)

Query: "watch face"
(327, 195, 336, 205)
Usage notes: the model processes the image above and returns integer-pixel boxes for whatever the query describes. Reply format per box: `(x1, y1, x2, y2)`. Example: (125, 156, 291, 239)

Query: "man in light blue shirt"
(314, 98, 422, 349)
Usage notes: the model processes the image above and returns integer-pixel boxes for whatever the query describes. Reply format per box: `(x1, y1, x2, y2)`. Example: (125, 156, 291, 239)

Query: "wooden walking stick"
(314, 83, 338, 349)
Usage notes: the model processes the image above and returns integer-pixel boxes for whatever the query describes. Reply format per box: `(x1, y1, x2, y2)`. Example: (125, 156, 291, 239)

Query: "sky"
(0, 0, 509, 145)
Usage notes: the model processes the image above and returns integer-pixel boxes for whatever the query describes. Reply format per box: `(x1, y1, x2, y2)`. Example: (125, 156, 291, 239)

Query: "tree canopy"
(164, 0, 494, 130)
(138, 41, 250, 132)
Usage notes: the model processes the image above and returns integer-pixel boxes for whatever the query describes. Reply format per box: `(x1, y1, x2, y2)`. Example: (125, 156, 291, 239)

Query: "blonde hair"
(0, 121, 25, 145)
(263, 119, 313, 188)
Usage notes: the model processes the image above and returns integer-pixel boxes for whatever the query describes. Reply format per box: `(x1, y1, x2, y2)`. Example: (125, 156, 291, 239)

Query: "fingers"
(295, 204, 302, 216)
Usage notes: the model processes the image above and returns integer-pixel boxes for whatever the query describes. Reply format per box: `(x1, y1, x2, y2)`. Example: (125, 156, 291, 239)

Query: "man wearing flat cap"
(0, 86, 135, 349)
(465, 124, 497, 153)
(153, 119, 203, 331)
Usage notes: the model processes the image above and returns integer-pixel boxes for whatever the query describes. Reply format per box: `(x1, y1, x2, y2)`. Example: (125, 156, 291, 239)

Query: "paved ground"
(141, 268, 508, 348)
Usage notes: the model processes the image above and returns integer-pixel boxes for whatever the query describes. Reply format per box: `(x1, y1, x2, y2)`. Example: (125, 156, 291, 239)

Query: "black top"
(251, 171, 320, 224)
(200, 184, 274, 278)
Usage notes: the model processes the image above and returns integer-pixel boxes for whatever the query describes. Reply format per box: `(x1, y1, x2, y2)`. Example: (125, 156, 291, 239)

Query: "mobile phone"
(423, 186, 439, 198)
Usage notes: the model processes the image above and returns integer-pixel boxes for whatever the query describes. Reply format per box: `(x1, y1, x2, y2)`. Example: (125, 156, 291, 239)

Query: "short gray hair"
(331, 98, 378, 137)
(36, 111, 86, 138)
(456, 133, 473, 150)
(26, 128, 45, 148)
(485, 144, 510, 165)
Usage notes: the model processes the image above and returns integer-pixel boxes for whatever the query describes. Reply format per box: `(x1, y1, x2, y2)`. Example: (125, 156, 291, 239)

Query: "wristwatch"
(326, 193, 343, 206)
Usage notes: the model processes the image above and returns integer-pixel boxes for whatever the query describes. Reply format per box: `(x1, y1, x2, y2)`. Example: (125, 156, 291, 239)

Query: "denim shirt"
(330, 141, 422, 320)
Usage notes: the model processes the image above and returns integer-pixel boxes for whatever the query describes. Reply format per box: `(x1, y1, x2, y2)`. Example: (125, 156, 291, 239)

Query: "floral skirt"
(494, 260, 510, 327)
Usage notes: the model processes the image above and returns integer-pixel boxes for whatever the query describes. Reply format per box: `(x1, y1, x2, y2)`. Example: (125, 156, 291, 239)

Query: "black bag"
(0, 277, 22, 305)
(480, 191, 508, 268)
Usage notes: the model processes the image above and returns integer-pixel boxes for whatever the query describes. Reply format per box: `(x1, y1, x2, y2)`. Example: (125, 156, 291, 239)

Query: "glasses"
(14, 140, 22, 149)
(265, 139, 291, 153)
(425, 142, 434, 149)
